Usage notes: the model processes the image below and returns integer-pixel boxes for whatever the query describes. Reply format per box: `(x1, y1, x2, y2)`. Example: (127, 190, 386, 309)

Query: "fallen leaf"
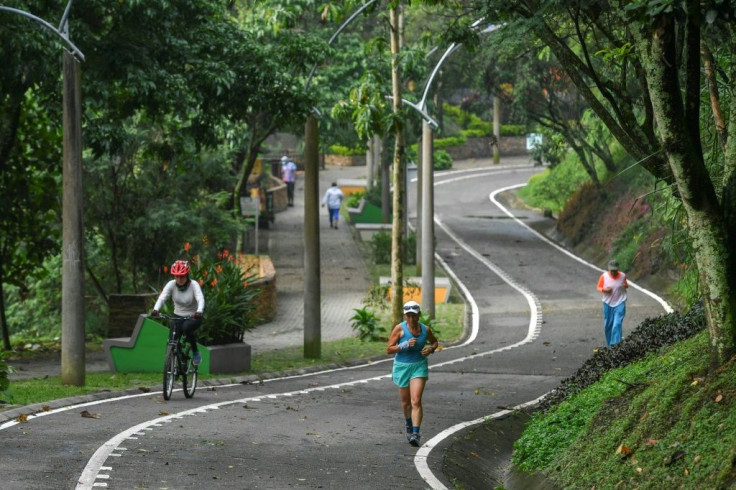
(41, 405, 51, 412)
(715, 394, 723, 403)
(470, 451, 479, 458)
(16, 414, 28, 423)
(474, 388, 481, 395)
(138, 386, 151, 393)
(207, 386, 217, 392)
(639, 412, 649, 422)
(81, 410, 100, 419)
(694, 455, 702, 464)
(645, 439, 660, 446)
(636, 467, 643, 473)
(159, 410, 169, 416)
(616, 444, 632, 455)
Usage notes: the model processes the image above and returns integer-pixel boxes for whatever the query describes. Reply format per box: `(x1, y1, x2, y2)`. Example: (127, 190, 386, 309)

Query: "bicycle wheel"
(162, 345, 176, 400)
(181, 345, 197, 398)
(183, 360, 197, 398)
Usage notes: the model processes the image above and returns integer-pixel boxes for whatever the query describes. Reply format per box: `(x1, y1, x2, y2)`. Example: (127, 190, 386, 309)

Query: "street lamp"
(0, 1, 86, 386)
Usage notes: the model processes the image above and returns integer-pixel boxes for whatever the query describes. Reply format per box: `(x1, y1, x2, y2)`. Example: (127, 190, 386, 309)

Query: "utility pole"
(61, 48, 85, 386)
(0, 2, 86, 386)
(303, 114, 321, 358)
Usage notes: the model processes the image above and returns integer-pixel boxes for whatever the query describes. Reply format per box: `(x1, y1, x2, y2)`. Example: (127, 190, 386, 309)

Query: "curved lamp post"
(302, 0, 378, 358)
(1, 1, 86, 386)
(408, 21, 501, 318)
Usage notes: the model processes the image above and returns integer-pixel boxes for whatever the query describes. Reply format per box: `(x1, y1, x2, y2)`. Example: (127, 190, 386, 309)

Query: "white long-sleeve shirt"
(322, 186, 344, 209)
(154, 279, 205, 317)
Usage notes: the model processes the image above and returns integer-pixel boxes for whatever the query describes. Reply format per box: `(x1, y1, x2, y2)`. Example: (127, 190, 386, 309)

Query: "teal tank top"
(395, 321, 428, 363)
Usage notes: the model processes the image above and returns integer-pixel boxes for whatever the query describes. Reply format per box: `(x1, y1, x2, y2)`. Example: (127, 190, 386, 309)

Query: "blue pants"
(602, 302, 626, 347)
(328, 207, 340, 224)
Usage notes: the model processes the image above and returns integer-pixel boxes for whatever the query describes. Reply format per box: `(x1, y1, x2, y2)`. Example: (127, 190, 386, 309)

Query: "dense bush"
(345, 191, 364, 209)
(538, 301, 706, 412)
(434, 135, 467, 149)
(370, 230, 416, 265)
(328, 144, 366, 156)
(433, 150, 453, 170)
(157, 243, 260, 345)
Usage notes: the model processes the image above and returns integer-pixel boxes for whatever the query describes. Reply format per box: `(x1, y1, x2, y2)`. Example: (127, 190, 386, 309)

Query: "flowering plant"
(162, 241, 260, 345)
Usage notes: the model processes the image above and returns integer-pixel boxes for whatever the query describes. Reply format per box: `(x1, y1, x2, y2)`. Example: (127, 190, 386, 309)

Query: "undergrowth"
(512, 303, 736, 488)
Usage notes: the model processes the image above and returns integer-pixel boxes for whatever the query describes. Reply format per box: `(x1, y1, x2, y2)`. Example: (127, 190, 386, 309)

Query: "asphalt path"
(0, 164, 670, 489)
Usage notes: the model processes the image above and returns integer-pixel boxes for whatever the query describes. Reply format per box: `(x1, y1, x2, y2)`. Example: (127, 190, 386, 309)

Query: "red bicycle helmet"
(170, 260, 190, 276)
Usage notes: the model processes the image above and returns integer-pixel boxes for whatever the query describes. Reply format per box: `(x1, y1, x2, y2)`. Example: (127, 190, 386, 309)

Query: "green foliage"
(370, 231, 392, 264)
(327, 144, 366, 156)
(500, 124, 526, 136)
(345, 191, 365, 209)
(369, 230, 416, 265)
(514, 324, 734, 488)
(349, 308, 386, 342)
(435, 135, 467, 149)
(164, 244, 260, 345)
(433, 149, 453, 170)
(460, 128, 488, 138)
(6, 254, 63, 342)
(0, 350, 10, 393)
(519, 149, 597, 213)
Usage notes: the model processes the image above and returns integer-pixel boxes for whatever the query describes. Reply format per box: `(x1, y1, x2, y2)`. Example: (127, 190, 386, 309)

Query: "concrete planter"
(206, 343, 252, 374)
(103, 315, 252, 375)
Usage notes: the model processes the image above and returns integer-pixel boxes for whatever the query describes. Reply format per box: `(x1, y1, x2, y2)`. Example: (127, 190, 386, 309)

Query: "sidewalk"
(243, 164, 371, 354)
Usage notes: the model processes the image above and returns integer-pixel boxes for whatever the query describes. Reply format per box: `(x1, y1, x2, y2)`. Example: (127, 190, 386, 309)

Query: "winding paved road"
(0, 164, 669, 489)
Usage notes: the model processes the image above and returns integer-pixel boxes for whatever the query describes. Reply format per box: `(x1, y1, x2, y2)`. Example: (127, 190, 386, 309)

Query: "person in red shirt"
(597, 259, 629, 347)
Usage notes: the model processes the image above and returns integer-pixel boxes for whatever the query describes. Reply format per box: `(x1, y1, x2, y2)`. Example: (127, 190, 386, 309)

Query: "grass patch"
(513, 330, 736, 488)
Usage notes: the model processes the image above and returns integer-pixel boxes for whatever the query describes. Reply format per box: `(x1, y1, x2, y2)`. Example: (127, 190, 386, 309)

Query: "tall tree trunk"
(389, 5, 405, 326)
(0, 276, 11, 351)
(634, 6, 736, 369)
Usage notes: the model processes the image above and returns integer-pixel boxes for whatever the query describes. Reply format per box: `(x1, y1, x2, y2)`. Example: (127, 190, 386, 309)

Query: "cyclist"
(387, 300, 439, 447)
(151, 260, 205, 365)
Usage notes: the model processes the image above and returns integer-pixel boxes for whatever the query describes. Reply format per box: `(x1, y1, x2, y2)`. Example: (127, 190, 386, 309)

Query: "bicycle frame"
(157, 314, 198, 400)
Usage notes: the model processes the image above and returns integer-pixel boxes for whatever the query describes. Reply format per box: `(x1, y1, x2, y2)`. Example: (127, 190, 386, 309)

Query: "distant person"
(597, 259, 629, 347)
(151, 260, 205, 365)
(281, 155, 297, 207)
(387, 300, 439, 447)
(321, 182, 344, 229)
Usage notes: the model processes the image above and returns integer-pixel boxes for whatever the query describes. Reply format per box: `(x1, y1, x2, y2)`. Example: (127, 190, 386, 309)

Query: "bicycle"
(154, 314, 198, 400)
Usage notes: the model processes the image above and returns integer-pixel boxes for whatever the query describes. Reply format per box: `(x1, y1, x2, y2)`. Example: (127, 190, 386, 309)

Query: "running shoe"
(405, 426, 412, 441)
(192, 351, 202, 366)
(409, 433, 421, 447)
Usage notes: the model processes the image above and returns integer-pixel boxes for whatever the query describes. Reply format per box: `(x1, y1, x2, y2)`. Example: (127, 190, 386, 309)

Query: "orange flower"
(198, 279, 204, 286)
(202, 270, 208, 277)
(222, 249, 229, 258)
(184, 242, 191, 252)
(216, 265, 223, 274)
(210, 278, 218, 287)
(163, 265, 169, 273)
(243, 281, 249, 288)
